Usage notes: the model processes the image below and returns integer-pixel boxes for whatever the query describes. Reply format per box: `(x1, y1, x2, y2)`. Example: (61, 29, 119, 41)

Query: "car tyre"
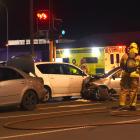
(81, 89, 93, 100)
(93, 85, 109, 101)
(20, 90, 37, 110)
(42, 86, 52, 102)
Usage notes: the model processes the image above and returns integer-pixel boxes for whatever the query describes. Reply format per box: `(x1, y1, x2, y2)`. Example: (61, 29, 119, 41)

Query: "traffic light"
(36, 10, 49, 31)
(37, 12, 48, 21)
(61, 30, 66, 36)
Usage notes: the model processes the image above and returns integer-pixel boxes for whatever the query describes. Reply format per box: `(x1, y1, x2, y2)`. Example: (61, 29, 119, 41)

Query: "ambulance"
(56, 45, 126, 75)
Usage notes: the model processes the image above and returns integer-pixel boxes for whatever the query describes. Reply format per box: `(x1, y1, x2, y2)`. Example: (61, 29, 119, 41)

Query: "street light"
(0, 2, 9, 61)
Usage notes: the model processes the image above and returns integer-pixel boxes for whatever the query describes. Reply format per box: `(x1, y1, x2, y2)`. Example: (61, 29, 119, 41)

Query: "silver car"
(81, 67, 126, 100)
(0, 66, 46, 110)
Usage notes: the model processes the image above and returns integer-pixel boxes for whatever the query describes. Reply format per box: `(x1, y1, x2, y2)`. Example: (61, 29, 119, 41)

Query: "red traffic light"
(36, 10, 49, 21)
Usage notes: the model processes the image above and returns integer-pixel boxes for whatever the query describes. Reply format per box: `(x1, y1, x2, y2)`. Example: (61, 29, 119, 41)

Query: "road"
(0, 98, 140, 140)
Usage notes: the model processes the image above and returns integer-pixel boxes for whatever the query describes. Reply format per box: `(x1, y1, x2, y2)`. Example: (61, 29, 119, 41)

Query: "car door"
(46, 64, 70, 95)
(0, 68, 26, 105)
(62, 64, 87, 95)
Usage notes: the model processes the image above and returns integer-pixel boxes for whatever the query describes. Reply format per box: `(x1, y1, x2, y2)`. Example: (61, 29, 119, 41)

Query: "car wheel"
(109, 88, 117, 95)
(81, 89, 93, 100)
(42, 86, 52, 102)
(20, 90, 37, 111)
(93, 85, 109, 101)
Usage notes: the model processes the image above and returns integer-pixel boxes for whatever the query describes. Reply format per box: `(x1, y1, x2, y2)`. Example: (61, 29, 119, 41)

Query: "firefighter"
(119, 42, 140, 111)
(79, 58, 89, 74)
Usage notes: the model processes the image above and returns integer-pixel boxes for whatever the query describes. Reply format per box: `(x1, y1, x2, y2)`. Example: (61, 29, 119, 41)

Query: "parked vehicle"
(56, 46, 126, 75)
(6, 55, 87, 101)
(81, 67, 123, 100)
(33, 62, 87, 101)
(0, 66, 46, 110)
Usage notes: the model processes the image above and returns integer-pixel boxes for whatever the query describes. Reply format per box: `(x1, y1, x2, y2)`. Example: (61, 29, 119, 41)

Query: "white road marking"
(38, 103, 101, 110)
(114, 119, 140, 124)
(0, 107, 105, 119)
(0, 126, 94, 139)
(1, 118, 140, 139)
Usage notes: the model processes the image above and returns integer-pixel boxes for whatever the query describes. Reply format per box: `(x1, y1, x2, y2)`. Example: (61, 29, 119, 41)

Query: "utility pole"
(49, 0, 54, 62)
(30, 0, 35, 57)
(0, 2, 9, 61)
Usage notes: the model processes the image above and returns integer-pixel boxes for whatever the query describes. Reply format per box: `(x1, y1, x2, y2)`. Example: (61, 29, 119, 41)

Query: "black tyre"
(20, 90, 37, 110)
(42, 86, 52, 102)
(81, 89, 93, 100)
(109, 88, 117, 95)
(93, 85, 109, 101)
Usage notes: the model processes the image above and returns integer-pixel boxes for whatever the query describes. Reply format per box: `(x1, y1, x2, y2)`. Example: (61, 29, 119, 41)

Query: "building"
(0, 31, 140, 74)
(56, 31, 140, 74)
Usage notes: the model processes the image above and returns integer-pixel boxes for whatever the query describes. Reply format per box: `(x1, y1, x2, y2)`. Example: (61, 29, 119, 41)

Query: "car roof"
(34, 61, 80, 68)
(34, 61, 71, 65)
(34, 61, 88, 76)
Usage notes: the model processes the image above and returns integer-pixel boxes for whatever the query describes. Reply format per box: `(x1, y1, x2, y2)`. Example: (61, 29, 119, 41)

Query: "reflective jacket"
(120, 53, 140, 77)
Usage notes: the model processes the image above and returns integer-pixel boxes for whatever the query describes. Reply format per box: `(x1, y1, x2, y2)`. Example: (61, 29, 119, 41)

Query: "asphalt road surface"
(1, 98, 140, 140)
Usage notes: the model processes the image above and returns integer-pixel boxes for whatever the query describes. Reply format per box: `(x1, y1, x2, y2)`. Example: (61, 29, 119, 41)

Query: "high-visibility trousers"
(119, 77, 139, 106)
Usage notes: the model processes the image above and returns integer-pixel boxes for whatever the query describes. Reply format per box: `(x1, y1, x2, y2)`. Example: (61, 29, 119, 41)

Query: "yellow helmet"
(129, 42, 139, 54)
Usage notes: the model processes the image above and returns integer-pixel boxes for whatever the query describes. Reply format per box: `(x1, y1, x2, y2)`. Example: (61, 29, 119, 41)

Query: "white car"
(0, 66, 46, 110)
(33, 62, 87, 101)
(81, 67, 140, 100)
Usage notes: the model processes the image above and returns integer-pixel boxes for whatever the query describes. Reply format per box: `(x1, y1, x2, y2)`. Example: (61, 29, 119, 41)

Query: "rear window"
(0, 67, 23, 81)
(36, 64, 62, 74)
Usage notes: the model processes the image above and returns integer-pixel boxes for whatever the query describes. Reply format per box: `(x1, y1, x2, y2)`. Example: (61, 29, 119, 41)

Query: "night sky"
(0, 0, 140, 44)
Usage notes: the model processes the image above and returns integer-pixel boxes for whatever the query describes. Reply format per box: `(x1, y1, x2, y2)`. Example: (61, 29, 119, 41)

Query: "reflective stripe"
(120, 103, 125, 106)
(131, 103, 136, 106)
(130, 71, 139, 77)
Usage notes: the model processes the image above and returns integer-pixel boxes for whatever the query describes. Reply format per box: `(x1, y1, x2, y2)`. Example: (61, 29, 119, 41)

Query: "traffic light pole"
(0, 2, 9, 61)
(53, 42, 56, 62)
(49, 40, 54, 62)
(49, 0, 54, 62)
(30, 0, 35, 57)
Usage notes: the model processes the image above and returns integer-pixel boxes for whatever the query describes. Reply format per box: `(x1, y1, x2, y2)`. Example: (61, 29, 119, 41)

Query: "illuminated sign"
(8, 39, 49, 46)
(104, 46, 126, 53)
